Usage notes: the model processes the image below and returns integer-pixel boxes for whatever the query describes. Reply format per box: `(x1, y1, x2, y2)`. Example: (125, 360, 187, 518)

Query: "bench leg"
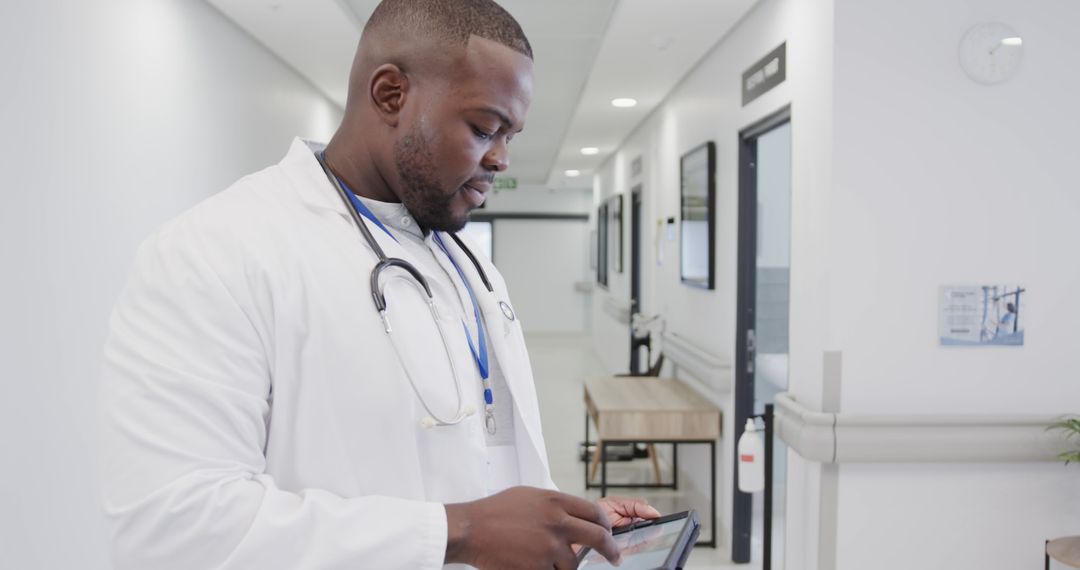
(600, 441, 608, 498)
(672, 443, 679, 491)
(589, 439, 603, 482)
(583, 411, 590, 490)
(647, 444, 662, 484)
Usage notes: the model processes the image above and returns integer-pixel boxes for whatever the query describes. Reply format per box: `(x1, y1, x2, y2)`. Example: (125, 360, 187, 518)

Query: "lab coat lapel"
(434, 232, 551, 478)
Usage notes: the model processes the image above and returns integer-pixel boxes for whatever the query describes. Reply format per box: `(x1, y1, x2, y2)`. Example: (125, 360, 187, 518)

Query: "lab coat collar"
(281, 138, 419, 262)
(280, 138, 353, 219)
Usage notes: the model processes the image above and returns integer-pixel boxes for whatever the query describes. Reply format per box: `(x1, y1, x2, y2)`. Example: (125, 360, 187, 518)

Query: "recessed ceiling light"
(581, 147, 600, 155)
(565, 169, 581, 177)
(611, 98, 638, 108)
(1001, 36, 1023, 47)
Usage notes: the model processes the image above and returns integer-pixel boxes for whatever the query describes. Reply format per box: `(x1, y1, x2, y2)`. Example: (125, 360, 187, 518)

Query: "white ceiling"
(206, 0, 758, 188)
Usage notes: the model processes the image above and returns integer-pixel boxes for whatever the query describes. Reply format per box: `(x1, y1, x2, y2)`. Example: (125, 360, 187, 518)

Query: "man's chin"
(418, 212, 470, 233)
(444, 215, 470, 233)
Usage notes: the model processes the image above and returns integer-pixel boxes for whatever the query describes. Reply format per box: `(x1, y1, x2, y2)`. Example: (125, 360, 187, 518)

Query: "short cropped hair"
(364, 0, 533, 60)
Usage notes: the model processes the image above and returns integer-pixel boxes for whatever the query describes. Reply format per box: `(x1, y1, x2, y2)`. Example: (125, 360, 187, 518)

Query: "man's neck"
(323, 136, 401, 203)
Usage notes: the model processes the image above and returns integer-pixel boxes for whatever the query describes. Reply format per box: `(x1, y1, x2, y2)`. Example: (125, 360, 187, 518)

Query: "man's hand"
(445, 486, 622, 569)
(597, 496, 662, 528)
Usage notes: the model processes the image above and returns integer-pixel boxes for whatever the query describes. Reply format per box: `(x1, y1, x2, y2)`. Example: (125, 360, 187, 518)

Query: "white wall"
(0, 1, 342, 568)
(495, 219, 591, 333)
(592, 0, 1080, 567)
(484, 184, 592, 215)
(828, 0, 1080, 568)
(831, 0, 1079, 415)
(590, 0, 836, 556)
(473, 185, 594, 334)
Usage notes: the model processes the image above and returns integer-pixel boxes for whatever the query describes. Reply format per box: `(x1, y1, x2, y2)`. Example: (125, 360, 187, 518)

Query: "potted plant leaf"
(1050, 416, 1080, 465)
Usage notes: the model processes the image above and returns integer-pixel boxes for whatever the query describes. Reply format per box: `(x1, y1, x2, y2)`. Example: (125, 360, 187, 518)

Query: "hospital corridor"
(2, 0, 1079, 569)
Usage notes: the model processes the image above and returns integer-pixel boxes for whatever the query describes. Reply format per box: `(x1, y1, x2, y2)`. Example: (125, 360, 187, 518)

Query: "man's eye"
(472, 126, 495, 140)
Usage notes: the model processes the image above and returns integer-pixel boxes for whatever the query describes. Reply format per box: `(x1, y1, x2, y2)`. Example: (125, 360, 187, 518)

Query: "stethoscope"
(315, 152, 516, 434)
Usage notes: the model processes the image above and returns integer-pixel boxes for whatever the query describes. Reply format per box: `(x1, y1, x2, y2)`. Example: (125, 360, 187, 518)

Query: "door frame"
(629, 185, 644, 373)
(731, 104, 791, 564)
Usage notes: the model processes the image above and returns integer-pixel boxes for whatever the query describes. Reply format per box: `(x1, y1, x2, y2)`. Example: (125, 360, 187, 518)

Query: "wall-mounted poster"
(939, 285, 1026, 346)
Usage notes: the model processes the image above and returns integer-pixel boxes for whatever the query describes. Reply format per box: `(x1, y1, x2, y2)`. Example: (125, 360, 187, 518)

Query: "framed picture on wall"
(597, 203, 609, 287)
(608, 194, 623, 274)
(680, 141, 716, 289)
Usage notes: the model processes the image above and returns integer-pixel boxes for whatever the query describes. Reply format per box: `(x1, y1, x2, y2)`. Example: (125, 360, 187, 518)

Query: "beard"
(393, 125, 469, 232)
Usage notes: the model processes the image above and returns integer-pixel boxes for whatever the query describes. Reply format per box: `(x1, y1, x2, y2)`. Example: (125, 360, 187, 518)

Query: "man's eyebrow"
(474, 108, 524, 133)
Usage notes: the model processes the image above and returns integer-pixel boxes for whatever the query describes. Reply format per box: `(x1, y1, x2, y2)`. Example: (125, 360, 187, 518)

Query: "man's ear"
(369, 64, 409, 127)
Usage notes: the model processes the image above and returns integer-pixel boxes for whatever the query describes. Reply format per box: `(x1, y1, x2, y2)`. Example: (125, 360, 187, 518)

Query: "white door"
(493, 219, 589, 333)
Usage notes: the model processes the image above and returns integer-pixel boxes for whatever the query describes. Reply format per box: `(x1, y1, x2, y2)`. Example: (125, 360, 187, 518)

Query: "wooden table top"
(584, 376, 721, 441)
(1048, 536, 1080, 569)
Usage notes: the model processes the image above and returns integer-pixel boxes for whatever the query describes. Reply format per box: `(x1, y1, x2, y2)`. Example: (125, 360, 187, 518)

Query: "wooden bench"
(583, 375, 722, 546)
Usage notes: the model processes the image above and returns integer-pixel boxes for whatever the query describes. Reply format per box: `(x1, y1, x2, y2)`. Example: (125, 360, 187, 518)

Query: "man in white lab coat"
(98, 0, 658, 568)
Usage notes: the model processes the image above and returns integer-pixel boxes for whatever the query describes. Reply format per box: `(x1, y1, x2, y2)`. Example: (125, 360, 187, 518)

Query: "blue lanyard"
(434, 233, 492, 402)
(324, 153, 398, 243)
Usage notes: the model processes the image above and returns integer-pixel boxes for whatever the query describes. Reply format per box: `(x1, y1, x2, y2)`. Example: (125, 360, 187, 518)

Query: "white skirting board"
(775, 392, 1071, 463)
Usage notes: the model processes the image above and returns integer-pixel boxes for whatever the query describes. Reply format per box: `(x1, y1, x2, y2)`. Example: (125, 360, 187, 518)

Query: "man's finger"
(560, 516, 621, 564)
(557, 493, 612, 530)
(553, 544, 581, 570)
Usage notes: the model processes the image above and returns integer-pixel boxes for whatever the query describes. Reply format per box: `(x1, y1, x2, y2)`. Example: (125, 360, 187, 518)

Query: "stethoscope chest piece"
(499, 301, 516, 322)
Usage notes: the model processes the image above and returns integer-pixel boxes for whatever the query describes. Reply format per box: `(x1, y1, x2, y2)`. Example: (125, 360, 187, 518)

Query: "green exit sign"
(493, 177, 518, 190)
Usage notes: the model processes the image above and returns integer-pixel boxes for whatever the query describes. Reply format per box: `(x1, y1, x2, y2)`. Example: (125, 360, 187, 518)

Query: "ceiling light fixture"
(565, 170, 581, 177)
(611, 98, 638, 108)
(581, 147, 600, 155)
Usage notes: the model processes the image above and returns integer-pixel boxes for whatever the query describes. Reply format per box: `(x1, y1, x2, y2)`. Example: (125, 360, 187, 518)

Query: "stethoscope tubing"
(315, 151, 502, 431)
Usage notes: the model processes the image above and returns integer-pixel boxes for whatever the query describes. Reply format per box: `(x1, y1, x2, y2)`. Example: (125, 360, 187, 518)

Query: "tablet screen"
(577, 516, 688, 570)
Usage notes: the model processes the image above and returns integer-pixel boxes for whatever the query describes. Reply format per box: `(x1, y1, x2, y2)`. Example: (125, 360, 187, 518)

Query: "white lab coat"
(98, 138, 555, 569)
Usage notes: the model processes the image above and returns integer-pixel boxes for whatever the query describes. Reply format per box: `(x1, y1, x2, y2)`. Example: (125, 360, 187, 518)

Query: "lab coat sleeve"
(99, 219, 447, 570)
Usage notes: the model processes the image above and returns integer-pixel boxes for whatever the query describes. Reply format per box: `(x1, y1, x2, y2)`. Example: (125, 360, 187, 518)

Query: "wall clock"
(958, 22, 1024, 85)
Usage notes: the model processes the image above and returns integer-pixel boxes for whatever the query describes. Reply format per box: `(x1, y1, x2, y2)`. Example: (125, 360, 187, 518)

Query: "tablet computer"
(577, 510, 700, 570)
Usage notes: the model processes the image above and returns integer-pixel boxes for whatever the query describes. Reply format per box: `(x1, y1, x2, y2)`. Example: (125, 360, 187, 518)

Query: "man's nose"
(483, 140, 510, 172)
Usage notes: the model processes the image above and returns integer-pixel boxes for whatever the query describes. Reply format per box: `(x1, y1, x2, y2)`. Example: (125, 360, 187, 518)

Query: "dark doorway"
(732, 106, 792, 565)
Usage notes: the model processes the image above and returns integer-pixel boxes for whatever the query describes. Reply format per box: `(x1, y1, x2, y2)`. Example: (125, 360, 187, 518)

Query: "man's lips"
(465, 181, 492, 194)
(462, 183, 489, 207)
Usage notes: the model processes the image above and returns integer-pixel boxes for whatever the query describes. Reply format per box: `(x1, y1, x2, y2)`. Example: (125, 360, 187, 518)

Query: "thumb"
(611, 497, 661, 519)
(637, 502, 662, 519)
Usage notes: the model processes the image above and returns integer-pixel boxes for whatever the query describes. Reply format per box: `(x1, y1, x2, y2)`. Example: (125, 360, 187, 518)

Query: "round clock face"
(959, 22, 1024, 85)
